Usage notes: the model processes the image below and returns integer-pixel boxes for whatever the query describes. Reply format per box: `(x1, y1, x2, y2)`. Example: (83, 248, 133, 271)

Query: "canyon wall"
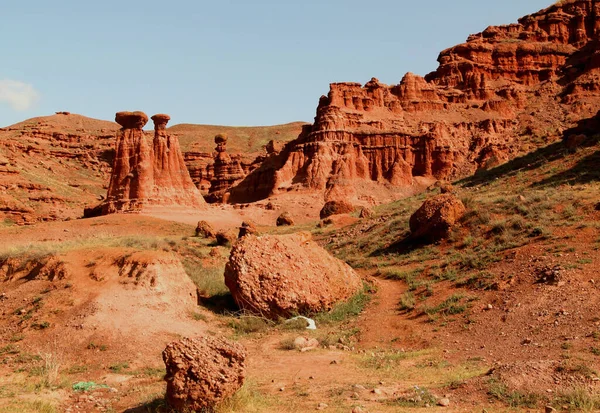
(229, 0, 600, 204)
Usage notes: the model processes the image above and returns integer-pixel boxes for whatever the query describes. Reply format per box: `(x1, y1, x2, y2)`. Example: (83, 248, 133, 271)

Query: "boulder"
(319, 200, 354, 219)
(409, 194, 466, 242)
(238, 220, 258, 238)
(216, 230, 237, 246)
(163, 336, 246, 411)
(195, 220, 216, 238)
(359, 207, 374, 219)
(224, 232, 362, 319)
(276, 212, 294, 226)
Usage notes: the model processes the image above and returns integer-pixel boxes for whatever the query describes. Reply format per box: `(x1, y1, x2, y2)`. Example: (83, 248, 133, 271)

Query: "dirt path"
(357, 276, 432, 350)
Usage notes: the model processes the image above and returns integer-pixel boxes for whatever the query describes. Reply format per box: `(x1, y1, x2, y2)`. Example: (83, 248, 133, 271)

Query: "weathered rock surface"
(276, 212, 294, 226)
(228, 1, 600, 204)
(163, 336, 246, 411)
(409, 194, 466, 242)
(238, 220, 258, 238)
(102, 112, 205, 213)
(195, 220, 216, 238)
(224, 232, 362, 318)
(320, 200, 354, 219)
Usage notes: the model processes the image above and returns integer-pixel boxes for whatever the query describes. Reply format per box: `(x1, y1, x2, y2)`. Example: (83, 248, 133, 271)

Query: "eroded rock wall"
(229, 1, 600, 204)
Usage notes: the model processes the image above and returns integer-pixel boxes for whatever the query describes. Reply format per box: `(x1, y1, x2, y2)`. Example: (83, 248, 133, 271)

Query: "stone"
(195, 220, 216, 238)
(276, 212, 294, 226)
(162, 336, 246, 411)
(224, 232, 362, 319)
(238, 220, 258, 238)
(409, 194, 466, 242)
(293, 337, 320, 351)
(439, 183, 454, 194)
(437, 397, 450, 407)
(216, 230, 237, 246)
(359, 207, 374, 219)
(317, 402, 328, 410)
(319, 200, 354, 219)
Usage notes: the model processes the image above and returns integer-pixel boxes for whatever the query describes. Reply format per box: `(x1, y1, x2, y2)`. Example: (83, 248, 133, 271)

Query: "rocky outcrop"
(224, 232, 362, 319)
(228, 1, 600, 204)
(409, 194, 466, 242)
(163, 336, 246, 411)
(276, 212, 294, 226)
(208, 134, 246, 203)
(102, 112, 205, 213)
(320, 200, 354, 219)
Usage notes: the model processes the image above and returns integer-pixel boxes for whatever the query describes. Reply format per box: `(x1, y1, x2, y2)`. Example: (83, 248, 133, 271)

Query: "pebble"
(317, 402, 328, 410)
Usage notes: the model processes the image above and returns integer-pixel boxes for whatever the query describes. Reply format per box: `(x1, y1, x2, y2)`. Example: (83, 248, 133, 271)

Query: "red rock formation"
(102, 112, 204, 213)
(229, 1, 600, 204)
(207, 134, 246, 203)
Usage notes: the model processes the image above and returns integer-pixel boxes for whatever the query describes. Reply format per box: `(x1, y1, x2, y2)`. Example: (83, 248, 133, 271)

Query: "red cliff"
(229, 0, 600, 204)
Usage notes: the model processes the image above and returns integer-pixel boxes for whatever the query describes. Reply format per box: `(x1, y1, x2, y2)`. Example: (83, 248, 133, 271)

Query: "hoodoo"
(101, 111, 205, 214)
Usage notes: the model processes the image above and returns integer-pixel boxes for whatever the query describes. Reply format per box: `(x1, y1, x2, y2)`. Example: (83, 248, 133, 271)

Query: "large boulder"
(409, 194, 466, 242)
(163, 336, 246, 411)
(319, 200, 354, 219)
(276, 212, 294, 226)
(224, 232, 362, 319)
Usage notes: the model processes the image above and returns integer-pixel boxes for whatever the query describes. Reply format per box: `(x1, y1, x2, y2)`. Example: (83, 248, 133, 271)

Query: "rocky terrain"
(0, 1, 599, 413)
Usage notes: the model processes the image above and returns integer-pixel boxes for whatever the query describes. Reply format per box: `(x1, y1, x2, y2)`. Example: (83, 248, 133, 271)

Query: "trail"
(357, 275, 432, 350)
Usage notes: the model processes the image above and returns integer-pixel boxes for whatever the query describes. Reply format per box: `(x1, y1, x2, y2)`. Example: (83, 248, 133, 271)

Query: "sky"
(0, 0, 553, 127)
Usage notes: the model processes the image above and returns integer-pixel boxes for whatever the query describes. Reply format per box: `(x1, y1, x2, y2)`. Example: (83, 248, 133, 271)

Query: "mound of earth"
(224, 232, 362, 318)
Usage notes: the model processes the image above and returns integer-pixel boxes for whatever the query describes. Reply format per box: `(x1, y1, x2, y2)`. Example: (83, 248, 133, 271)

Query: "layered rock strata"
(229, 0, 600, 204)
(102, 112, 204, 213)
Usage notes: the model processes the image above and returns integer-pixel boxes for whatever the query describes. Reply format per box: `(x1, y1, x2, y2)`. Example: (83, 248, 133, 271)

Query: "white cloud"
(0, 79, 40, 111)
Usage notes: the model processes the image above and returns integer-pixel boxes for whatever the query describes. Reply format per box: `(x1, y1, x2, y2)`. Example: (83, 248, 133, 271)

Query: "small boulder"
(195, 220, 216, 238)
(437, 397, 450, 407)
(162, 336, 246, 412)
(293, 337, 320, 352)
(238, 221, 258, 238)
(224, 232, 362, 319)
(216, 230, 237, 246)
(440, 183, 454, 194)
(320, 200, 354, 219)
(359, 207, 374, 219)
(409, 194, 466, 242)
(276, 212, 294, 226)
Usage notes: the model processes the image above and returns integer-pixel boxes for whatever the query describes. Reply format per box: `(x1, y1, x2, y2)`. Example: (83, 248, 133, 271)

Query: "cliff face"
(102, 112, 204, 214)
(230, 0, 600, 204)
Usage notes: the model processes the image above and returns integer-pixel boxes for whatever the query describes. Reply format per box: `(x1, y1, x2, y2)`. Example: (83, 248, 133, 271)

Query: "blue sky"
(0, 0, 552, 127)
